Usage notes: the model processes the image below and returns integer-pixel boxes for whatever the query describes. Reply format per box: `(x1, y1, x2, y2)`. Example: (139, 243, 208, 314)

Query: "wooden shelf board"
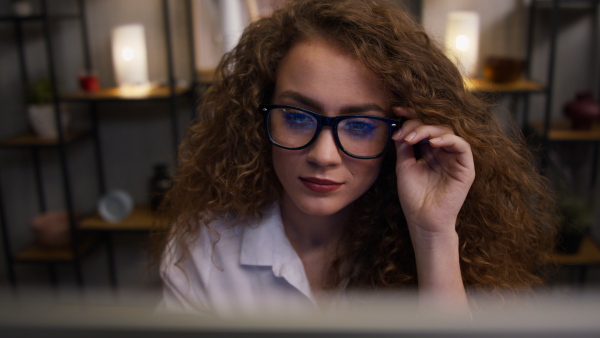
(465, 78, 544, 93)
(530, 120, 600, 141)
(79, 206, 168, 231)
(63, 86, 190, 101)
(0, 130, 89, 148)
(550, 236, 600, 265)
(14, 238, 95, 262)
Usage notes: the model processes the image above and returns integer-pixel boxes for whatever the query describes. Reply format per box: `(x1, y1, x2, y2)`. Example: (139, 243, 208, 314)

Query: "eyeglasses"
(260, 104, 402, 159)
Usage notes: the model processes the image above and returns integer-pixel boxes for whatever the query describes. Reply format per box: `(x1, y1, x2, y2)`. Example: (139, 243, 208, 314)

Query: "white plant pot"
(27, 104, 69, 139)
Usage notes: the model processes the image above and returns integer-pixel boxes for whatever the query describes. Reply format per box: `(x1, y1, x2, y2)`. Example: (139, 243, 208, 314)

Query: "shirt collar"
(239, 201, 297, 267)
(239, 201, 314, 301)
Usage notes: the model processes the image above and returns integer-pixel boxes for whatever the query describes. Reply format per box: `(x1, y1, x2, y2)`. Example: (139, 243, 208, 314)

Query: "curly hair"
(158, 0, 557, 295)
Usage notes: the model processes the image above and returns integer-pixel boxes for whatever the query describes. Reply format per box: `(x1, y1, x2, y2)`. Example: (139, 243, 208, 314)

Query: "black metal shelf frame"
(525, 0, 600, 144)
(69, 0, 198, 289)
(0, 0, 105, 289)
(524, 0, 600, 220)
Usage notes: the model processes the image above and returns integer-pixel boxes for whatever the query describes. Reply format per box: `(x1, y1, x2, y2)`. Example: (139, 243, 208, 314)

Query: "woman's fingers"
(428, 134, 475, 176)
(391, 115, 474, 179)
(395, 136, 417, 170)
(429, 134, 472, 157)
(393, 123, 454, 145)
(391, 106, 473, 170)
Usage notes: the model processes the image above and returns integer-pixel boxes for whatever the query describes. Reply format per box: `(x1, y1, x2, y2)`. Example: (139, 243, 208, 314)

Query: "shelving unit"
(525, 0, 600, 282)
(525, 0, 600, 145)
(0, 0, 104, 288)
(0, 0, 197, 290)
(465, 77, 545, 129)
(459, 1, 600, 282)
(61, 84, 192, 158)
(534, 0, 600, 182)
(67, 0, 197, 288)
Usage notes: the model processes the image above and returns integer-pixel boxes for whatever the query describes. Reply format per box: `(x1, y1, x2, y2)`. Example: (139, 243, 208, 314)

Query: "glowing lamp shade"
(111, 24, 150, 96)
(445, 11, 480, 77)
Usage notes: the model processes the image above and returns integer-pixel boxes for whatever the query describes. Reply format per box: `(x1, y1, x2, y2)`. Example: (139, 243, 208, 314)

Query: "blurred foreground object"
(1, 291, 600, 337)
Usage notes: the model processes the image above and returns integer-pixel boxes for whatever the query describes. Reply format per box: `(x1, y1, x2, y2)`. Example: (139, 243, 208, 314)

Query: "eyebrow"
(277, 90, 387, 116)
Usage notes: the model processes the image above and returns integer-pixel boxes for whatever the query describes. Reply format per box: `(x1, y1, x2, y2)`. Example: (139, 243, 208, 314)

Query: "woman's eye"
(283, 112, 315, 132)
(343, 120, 377, 139)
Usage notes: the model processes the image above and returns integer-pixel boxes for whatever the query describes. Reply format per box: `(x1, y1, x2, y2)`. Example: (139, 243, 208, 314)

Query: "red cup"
(78, 73, 100, 92)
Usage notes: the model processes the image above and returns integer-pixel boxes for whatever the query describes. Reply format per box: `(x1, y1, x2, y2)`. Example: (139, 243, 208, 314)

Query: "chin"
(294, 197, 349, 217)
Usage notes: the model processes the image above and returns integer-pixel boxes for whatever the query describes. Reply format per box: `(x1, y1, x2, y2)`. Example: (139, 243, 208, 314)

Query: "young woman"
(158, 0, 556, 317)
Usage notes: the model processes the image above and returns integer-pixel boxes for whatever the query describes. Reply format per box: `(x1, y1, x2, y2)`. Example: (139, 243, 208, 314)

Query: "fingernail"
(405, 132, 416, 142)
(393, 128, 403, 139)
(429, 137, 441, 144)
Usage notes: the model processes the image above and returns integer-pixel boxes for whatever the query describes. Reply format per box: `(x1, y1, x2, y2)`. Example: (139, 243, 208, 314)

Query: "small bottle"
(150, 163, 172, 212)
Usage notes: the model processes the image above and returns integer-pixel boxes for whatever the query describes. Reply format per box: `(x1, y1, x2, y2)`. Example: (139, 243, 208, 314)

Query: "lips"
(300, 177, 343, 193)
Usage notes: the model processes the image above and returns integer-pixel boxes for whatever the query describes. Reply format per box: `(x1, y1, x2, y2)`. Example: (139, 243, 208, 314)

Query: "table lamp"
(111, 24, 151, 96)
(445, 11, 480, 78)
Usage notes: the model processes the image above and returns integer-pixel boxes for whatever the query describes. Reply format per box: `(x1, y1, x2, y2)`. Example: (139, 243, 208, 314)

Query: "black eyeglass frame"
(259, 104, 403, 159)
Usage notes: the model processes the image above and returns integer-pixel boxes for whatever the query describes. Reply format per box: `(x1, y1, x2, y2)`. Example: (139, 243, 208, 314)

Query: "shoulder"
(160, 202, 282, 286)
(162, 212, 248, 274)
(159, 213, 251, 313)
(159, 202, 286, 314)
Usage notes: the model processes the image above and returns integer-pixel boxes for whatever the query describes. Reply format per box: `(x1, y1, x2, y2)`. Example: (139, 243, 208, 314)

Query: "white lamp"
(111, 24, 151, 96)
(445, 11, 480, 78)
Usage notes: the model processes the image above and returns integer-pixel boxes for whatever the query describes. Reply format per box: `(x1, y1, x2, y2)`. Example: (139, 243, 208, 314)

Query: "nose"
(306, 127, 343, 167)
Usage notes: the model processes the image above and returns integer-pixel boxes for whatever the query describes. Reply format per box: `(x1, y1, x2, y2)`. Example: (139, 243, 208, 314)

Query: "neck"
(279, 194, 348, 252)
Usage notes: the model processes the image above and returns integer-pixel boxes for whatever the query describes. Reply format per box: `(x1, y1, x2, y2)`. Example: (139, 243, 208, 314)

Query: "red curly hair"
(158, 0, 557, 295)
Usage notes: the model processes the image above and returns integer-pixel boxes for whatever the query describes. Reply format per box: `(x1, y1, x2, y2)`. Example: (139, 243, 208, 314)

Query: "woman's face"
(271, 38, 392, 217)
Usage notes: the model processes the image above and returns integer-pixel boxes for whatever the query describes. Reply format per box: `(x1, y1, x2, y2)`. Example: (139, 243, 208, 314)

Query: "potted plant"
(556, 194, 592, 254)
(549, 150, 592, 254)
(25, 78, 68, 139)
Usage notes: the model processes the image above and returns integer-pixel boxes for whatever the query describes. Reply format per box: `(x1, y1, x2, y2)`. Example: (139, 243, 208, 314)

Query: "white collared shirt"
(160, 202, 319, 317)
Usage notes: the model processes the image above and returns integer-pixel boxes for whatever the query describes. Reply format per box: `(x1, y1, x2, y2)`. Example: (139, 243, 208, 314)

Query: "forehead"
(273, 38, 391, 115)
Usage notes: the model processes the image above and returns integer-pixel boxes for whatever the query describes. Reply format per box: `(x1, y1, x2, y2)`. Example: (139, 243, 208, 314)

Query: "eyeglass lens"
(268, 107, 391, 157)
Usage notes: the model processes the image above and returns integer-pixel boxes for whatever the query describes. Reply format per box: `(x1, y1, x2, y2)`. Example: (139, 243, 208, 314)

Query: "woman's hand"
(392, 107, 475, 238)
(392, 107, 474, 318)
